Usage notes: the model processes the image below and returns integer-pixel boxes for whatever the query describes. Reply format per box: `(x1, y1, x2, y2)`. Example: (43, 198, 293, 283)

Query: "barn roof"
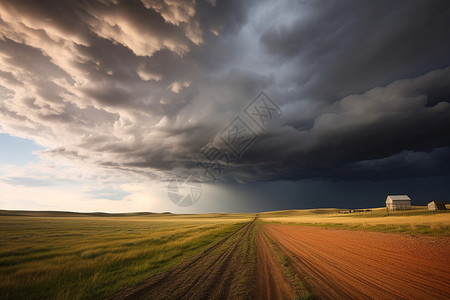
(386, 195, 411, 201)
(428, 201, 446, 204)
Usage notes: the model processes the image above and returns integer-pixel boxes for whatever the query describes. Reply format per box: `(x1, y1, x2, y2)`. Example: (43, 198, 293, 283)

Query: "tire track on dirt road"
(110, 220, 256, 300)
(110, 218, 303, 300)
(255, 228, 296, 300)
(263, 224, 450, 300)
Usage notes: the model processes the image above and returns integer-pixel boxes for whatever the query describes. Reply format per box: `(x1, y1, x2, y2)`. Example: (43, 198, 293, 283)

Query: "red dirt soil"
(110, 219, 300, 300)
(263, 224, 450, 299)
(255, 229, 294, 300)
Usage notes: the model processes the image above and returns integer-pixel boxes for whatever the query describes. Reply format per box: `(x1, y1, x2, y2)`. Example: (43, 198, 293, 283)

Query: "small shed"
(428, 201, 446, 211)
(386, 195, 411, 211)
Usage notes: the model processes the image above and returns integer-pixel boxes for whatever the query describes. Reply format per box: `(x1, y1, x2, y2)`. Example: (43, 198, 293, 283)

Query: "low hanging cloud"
(0, 0, 449, 186)
(234, 67, 450, 182)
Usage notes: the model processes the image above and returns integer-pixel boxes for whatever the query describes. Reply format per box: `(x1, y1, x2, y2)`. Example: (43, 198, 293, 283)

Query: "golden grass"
(260, 206, 450, 236)
(0, 212, 253, 300)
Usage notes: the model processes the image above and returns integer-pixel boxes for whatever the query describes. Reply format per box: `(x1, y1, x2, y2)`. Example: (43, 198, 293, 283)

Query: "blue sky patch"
(0, 133, 45, 166)
(86, 187, 132, 201)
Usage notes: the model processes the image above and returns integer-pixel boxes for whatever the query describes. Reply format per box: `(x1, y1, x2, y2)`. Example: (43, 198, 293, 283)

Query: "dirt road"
(110, 219, 300, 300)
(255, 228, 295, 299)
(110, 221, 450, 299)
(263, 224, 450, 299)
(110, 221, 257, 300)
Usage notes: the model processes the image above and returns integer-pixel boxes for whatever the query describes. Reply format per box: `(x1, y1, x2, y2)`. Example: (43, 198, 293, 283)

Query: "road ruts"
(110, 221, 256, 300)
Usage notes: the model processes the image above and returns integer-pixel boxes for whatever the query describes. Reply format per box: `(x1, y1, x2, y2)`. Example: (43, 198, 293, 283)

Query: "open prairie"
(260, 206, 450, 236)
(1, 209, 449, 300)
(0, 211, 253, 299)
(3, 1, 450, 299)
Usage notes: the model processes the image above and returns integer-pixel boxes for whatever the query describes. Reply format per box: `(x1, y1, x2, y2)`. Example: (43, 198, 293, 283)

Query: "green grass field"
(0, 212, 253, 300)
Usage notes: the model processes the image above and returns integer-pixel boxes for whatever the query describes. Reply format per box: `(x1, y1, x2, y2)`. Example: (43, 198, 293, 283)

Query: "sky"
(0, 0, 450, 213)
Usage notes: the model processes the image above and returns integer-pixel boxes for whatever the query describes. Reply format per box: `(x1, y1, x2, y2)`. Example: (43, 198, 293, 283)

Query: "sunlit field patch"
(0, 212, 253, 299)
(260, 206, 450, 236)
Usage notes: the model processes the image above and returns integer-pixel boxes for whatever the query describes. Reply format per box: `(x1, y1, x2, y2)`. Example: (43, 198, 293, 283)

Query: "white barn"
(386, 195, 411, 211)
(428, 201, 446, 211)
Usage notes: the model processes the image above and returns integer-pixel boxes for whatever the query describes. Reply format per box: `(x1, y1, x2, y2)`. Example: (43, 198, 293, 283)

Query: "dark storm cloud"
(0, 0, 449, 185)
(260, 0, 450, 102)
(232, 67, 450, 182)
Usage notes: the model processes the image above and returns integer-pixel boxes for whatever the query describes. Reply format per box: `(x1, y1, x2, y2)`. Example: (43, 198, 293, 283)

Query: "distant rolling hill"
(0, 210, 160, 217)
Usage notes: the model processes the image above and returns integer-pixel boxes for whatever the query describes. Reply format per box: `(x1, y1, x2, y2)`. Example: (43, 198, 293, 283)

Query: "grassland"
(260, 206, 450, 236)
(115, 218, 259, 299)
(1, 207, 448, 299)
(0, 211, 253, 300)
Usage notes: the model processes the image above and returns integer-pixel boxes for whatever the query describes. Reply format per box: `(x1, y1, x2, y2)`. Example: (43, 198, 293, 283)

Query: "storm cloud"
(1, 0, 450, 186)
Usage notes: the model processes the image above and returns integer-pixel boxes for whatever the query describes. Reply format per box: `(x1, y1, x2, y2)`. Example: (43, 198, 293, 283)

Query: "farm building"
(386, 195, 411, 211)
(427, 201, 446, 211)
